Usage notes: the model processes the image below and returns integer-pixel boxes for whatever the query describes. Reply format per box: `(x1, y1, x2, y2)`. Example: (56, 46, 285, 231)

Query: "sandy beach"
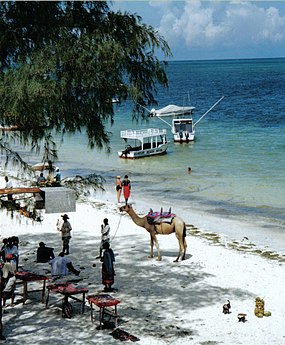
(1, 193, 285, 345)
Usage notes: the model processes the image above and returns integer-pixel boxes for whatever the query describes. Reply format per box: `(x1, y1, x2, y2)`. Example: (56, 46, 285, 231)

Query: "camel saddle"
(147, 208, 175, 225)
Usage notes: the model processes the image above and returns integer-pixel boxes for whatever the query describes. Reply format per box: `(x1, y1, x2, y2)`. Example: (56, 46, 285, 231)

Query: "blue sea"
(2, 58, 285, 254)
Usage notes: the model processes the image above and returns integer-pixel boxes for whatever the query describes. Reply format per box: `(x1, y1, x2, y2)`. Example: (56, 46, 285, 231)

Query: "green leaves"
(0, 1, 171, 168)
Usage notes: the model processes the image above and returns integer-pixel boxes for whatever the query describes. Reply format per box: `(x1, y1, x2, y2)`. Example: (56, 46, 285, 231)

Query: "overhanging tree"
(0, 1, 171, 171)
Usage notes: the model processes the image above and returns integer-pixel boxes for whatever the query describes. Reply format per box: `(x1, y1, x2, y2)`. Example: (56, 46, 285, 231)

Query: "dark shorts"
(62, 237, 71, 245)
(101, 239, 110, 249)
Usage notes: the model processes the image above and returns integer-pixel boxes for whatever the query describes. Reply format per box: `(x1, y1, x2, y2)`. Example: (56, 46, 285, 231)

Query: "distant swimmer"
(188, 167, 192, 173)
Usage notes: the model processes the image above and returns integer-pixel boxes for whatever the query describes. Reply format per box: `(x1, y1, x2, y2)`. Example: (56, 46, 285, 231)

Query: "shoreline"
(90, 184, 285, 258)
(1, 168, 284, 261)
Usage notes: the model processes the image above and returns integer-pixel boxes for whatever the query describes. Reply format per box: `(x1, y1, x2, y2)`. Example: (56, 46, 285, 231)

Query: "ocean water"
(2, 58, 285, 254)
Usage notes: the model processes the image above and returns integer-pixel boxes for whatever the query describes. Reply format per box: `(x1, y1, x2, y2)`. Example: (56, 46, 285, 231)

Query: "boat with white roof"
(118, 128, 168, 159)
(150, 96, 224, 143)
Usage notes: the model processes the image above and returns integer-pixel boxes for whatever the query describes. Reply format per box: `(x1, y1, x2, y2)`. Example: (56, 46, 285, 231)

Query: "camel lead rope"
(110, 213, 123, 243)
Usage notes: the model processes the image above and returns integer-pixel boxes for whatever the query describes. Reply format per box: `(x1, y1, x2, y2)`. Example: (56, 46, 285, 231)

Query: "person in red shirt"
(122, 175, 131, 205)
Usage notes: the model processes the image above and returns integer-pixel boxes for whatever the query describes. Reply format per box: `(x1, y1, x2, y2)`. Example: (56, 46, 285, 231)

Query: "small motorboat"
(118, 128, 168, 159)
(150, 96, 224, 142)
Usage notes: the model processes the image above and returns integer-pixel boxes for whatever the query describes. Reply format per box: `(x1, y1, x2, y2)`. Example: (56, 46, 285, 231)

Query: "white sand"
(1, 198, 285, 345)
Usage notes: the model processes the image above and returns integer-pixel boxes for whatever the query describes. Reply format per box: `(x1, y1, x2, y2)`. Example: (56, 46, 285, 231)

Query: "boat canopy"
(120, 128, 167, 140)
(152, 104, 195, 117)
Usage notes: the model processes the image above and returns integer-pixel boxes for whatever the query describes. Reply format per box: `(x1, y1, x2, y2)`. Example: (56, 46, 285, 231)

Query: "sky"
(111, 1, 285, 61)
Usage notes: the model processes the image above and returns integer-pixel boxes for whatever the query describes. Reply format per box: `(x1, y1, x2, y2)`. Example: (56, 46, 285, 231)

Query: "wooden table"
(15, 271, 49, 304)
(46, 282, 89, 315)
(87, 294, 121, 329)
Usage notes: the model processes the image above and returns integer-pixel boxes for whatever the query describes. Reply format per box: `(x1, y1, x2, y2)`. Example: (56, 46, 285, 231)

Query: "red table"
(46, 282, 89, 315)
(15, 271, 49, 304)
(87, 294, 121, 329)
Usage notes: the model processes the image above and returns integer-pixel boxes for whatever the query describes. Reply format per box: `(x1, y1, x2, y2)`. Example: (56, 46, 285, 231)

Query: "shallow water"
(1, 58, 285, 253)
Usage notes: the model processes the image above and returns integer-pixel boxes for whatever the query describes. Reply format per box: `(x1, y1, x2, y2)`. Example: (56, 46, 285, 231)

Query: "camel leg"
(182, 237, 187, 260)
(148, 235, 154, 258)
(173, 224, 187, 262)
(174, 240, 182, 262)
(154, 236, 161, 261)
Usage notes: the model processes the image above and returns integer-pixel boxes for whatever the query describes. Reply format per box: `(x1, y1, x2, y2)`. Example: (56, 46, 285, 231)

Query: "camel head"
(119, 204, 132, 213)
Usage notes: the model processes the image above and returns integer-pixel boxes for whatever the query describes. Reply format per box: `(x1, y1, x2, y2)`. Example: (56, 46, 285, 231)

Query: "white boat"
(172, 117, 195, 142)
(31, 162, 54, 171)
(118, 128, 168, 159)
(150, 96, 224, 143)
(150, 104, 195, 117)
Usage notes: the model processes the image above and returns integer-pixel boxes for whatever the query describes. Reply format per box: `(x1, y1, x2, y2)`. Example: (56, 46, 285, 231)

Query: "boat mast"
(193, 96, 224, 128)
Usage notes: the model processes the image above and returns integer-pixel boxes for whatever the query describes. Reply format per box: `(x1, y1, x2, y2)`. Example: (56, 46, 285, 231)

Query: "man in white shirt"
(49, 252, 79, 276)
(96, 218, 110, 259)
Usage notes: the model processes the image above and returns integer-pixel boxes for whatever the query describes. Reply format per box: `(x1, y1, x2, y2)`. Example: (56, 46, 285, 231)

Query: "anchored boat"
(150, 96, 224, 143)
(118, 128, 168, 159)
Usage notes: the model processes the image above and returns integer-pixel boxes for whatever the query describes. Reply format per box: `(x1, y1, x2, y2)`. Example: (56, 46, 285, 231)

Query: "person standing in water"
(115, 176, 122, 204)
(122, 175, 131, 205)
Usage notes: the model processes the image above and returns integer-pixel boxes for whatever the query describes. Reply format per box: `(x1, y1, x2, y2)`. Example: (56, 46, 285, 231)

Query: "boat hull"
(172, 118, 195, 142)
(173, 132, 195, 142)
(31, 162, 54, 171)
(118, 143, 168, 159)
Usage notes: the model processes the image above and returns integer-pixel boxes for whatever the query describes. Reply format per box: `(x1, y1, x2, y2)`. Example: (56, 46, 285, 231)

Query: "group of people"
(1, 236, 19, 270)
(40, 213, 79, 276)
(1, 236, 19, 306)
(116, 175, 131, 204)
(1, 172, 120, 306)
(36, 214, 115, 291)
(37, 167, 61, 187)
(36, 240, 79, 276)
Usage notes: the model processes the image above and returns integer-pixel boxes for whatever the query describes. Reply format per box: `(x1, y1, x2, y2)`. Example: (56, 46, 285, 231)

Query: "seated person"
(46, 172, 55, 186)
(54, 167, 61, 185)
(49, 252, 79, 276)
(2, 261, 16, 306)
(37, 173, 46, 186)
(2, 271, 16, 306)
(37, 242, 55, 263)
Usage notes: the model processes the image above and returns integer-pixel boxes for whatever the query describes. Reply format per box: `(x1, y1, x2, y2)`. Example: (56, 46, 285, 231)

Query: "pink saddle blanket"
(147, 208, 175, 224)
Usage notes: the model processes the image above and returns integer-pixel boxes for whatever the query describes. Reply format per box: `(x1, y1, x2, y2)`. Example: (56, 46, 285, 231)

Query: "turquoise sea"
(2, 58, 285, 254)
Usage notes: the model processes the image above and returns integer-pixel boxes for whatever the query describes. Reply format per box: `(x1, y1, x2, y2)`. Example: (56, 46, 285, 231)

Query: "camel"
(119, 204, 187, 262)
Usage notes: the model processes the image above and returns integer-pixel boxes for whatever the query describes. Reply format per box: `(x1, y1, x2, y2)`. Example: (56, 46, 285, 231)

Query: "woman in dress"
(101, 242, 115, 292)
(122, 175, 131, 205)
